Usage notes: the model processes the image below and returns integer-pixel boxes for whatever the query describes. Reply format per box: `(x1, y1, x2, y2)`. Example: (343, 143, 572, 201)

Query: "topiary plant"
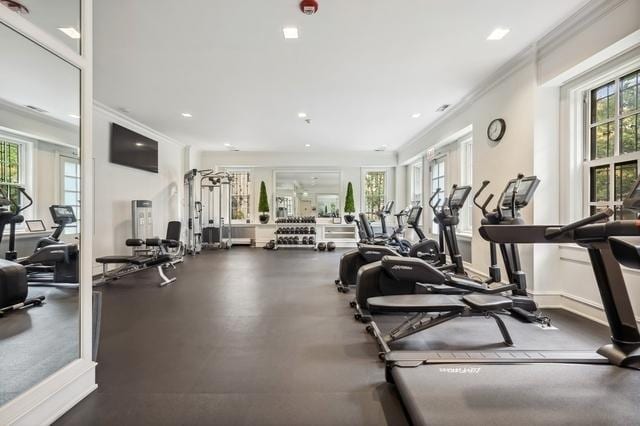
(258, 181, 270, 224)
(344, 182, 355, 213)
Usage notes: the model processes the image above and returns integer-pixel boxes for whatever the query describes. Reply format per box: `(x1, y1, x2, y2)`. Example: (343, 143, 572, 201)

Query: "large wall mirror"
(1, 0, 81, 53)
(0, 22, 81, 406)
(274, 171, 341, 220)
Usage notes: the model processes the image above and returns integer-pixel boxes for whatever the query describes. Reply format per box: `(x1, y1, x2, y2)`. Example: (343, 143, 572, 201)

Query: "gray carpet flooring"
(0, 287, 79, 406)
(53, 247, 610, 425)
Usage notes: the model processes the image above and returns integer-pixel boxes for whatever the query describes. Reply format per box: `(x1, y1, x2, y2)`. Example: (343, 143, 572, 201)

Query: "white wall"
(93, 104, 185, 272)
(396, 0, 640, 324)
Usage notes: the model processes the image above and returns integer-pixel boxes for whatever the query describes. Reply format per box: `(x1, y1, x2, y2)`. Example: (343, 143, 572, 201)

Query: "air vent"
(24, 105, 48, 113)
(436, 104, 450, 112)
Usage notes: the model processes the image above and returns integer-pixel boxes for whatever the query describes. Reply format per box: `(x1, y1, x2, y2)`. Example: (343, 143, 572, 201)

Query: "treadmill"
(384, 183, 640, 425)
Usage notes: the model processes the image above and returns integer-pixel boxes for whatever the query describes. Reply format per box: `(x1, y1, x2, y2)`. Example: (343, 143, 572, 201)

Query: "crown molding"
(93, 100, 185, 147)
(396, 0, 629, 157)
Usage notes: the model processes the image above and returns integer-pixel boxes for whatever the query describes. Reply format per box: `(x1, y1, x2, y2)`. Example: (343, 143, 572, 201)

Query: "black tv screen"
(110, 123, 158, 173)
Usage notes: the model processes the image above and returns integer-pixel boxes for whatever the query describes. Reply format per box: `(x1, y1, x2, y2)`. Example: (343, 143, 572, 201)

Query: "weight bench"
(94, 222, 182, 287)
(365, 293, 514, 359)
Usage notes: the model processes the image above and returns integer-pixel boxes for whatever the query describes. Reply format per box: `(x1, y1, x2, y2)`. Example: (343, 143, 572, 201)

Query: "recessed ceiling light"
(58, 27, 81, 39)
(298, 112, 307, 118)
(223, 143, 232, 147)
(411, 113, 422, 118)
(68, 114, 80, 119)
(305, 144, 311, 147)
(487, 27, 510, 41)
(181, 112, 193, 118)
(135, 142, 144, 147)
(283, 27, 299, 39)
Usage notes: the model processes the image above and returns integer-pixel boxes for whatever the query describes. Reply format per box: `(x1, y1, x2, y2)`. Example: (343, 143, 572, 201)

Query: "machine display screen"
(407, 206, 421, 224)
(449, 186, 470, 208)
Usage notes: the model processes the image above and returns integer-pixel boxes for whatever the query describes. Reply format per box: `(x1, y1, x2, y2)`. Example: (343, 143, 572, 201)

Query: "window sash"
(584, 68, 640, 220)
(364, 170, 386, 221)
(228, 170, 251, 222)
(61, 156, 80, 234)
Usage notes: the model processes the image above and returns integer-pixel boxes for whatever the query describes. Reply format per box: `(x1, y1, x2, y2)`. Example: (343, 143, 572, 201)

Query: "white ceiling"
(0, 21, 80, 125)
(94, 0, 589, 152)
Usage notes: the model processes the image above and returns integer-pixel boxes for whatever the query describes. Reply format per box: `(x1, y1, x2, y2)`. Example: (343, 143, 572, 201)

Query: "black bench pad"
(96, 255, 150, 265)
(462, 294, 512, 311)
(367, 295, 466, 313)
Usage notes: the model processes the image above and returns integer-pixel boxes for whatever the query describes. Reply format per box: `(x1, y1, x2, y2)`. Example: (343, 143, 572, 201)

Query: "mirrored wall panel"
(275, 171, 341, 219)
(0, 0, 81, 53)
(0, 22, 80, 406)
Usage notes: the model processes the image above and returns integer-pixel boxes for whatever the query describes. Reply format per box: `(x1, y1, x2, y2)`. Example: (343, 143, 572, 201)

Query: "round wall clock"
(487, 118, 506, 142)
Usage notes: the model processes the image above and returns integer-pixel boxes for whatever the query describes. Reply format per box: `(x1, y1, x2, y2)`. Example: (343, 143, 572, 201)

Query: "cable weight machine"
(184, 169, 233, 254)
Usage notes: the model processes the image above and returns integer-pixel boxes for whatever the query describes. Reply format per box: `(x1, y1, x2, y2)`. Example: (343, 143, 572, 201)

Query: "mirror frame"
(0, 1, 95, 424)
(272, 169, 343, 219)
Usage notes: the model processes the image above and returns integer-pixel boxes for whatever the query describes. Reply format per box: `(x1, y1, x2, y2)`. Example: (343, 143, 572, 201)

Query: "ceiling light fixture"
(411, 113, 422, 118)
(282, 26, 299, 39)
(68, 114, 80, 119)
(223, 143, 232, 147)
(58, 27, 81, 39)
(181, 112, 193, 118)
(298, 112, 307, 118)
(135, 142, 144, 147)
(487, 27, 510, 41)
(305, 144, 311, 147)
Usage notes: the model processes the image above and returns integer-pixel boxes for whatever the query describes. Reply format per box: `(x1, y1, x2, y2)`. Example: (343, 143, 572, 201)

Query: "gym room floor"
(56, 248, 609, 426)
(0, 287, 78, 406)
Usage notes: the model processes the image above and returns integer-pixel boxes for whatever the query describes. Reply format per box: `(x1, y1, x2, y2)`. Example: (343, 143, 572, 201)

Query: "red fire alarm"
(300, 0, 318, 15)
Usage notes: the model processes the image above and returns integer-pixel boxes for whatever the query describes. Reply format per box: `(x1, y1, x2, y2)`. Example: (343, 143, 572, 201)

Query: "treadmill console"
(382, 200, 394, 214)
(501, 176, 540, 209)
(49, 205, 77, 225)
(448, 186, 472, 210)
(407, 206, 423, 226)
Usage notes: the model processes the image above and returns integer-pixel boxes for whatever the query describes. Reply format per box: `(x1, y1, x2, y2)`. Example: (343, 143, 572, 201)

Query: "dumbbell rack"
(273, 221, 317, 250)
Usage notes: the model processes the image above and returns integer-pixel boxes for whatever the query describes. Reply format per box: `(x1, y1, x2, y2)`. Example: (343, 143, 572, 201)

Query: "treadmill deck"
(392, 362, 640, 425)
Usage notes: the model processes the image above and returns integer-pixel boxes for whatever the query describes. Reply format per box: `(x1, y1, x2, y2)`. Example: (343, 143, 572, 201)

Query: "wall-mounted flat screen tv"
(110, 123, 158, 173)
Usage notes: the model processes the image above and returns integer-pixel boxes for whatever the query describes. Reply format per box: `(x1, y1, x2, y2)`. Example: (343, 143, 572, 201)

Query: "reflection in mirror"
(0, 0, 81, 53)
(274, 171, 340, 220)
(0, 22, 80, 406)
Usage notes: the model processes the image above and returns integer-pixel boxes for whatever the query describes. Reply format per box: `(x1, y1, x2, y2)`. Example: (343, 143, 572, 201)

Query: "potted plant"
(344, 181, 356, 223)
(258, 181, 270, 224)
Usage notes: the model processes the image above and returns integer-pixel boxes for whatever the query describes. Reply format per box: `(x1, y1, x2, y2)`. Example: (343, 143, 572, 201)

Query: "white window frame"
(361, 168, 388, 222)
(227, 168, 251, 224)
(458, 136, 473, 235)
(410, 160, 423, 205)
(564, 55, 640, 225)
(429, 156, 446, 235)
(60, 154, 80, 235)
(0, 131, 33, 226)
(581, 65, 640, 220)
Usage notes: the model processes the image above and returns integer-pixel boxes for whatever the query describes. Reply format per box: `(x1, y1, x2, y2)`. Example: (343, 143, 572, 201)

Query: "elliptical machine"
(0, 187, 44, 317)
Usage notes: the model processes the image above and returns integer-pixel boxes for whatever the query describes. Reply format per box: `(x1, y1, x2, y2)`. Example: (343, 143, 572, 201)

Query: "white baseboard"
(0, 359, 97, 426)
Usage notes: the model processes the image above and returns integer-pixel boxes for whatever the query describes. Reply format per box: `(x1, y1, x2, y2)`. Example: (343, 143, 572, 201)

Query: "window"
(410, 161, 423, 205)
(585, 68, 640, 219)
(364, 170, 386, 221)
(61, 156, 80, 234)
(276, 196, 293, 218)
(430, 157, 445, 235)
(0, 140, 23, 212)
(459, 137, 473, 234)
(229, 170, 250, 222)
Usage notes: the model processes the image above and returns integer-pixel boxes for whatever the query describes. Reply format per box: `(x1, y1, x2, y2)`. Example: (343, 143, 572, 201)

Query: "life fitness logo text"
(439, 367, 481, 374)
(391, 265, 413, 271)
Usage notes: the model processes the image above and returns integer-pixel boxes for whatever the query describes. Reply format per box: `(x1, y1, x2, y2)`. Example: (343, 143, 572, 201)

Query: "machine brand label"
(364, 251, 381, 255)
(438, 367, 481, 374)
(391, 265, 413, 271)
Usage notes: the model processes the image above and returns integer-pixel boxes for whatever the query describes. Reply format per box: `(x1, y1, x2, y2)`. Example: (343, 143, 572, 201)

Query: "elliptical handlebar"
(448, 184, 457, 210)
(510, 173, 524, 220)
(429, 188, 442, 214)
(473, 180, 494, 217)
(0, 184, 34, 215)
